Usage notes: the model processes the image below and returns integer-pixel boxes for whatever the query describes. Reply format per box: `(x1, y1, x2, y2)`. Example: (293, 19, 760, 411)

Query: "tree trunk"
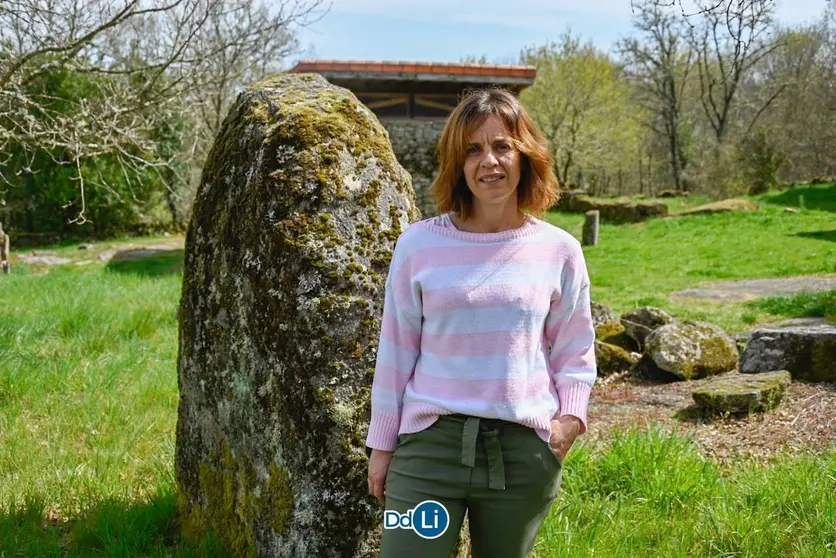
(670, 123, 683, 191)
(639, 147, 644, 195)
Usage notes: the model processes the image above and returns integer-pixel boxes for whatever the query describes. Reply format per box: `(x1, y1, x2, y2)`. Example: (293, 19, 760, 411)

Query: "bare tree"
(621, 0, 695, 191)
(117, 0, 323, 226)
(688, 0, 782, 142)
(0, 0, 324, 225)
(186, 0, 317, 163)
(811, 1, 836, 175)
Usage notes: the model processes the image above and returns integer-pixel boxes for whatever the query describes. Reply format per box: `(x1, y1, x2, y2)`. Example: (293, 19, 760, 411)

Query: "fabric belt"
(460, 416, 506, 491)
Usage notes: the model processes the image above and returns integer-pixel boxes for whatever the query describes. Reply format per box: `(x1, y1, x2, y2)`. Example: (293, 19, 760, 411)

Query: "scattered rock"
(78, 244, 95, 250)
(740, 325, 836, 383)
(590, 301, 617, 327)
(620, 306, 675, 349)
(109, 248, 172, 262)
(98, 251, 117, 262)
(692, 370, 792, 414)
(635, 200, 669, 221)
(595, 319, 640, 352)
(175, 73, 422, 558)
(555, 189, 589, 210)
(675, 199, 759, 216)
(670, 275, 836, 302)
(74, 260, 94, 266)
(18, 255, 71, 266)
(657, 189, 690, 198)
(735, 318, 831, 345)
(595, 341, 641, 376)
(644, 321, 739, 380)
(560, 195, 668, 223)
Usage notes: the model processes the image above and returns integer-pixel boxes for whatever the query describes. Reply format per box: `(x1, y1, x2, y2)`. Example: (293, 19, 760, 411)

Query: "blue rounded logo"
(412, 500, 449, 539)
(383, 500, 450, 540)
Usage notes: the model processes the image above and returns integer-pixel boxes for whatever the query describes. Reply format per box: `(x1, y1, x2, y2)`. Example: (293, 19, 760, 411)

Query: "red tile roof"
(289, 60, 536, 79)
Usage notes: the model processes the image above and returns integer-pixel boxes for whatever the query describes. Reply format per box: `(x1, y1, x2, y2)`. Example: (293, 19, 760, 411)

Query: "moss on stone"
(177, 73, 417, 557)
(595, 320, 625, 340)
(595, 341, 640, 376)
(180, 438, 295, 557)
(692, 371, 791, 414)
(595, 319, 640, 352)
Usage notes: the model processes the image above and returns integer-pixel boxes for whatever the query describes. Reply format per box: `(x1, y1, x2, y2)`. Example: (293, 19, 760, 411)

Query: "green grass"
(533, 428, 836, 557)
(548, 184, 836, 332)
(743, 290, 836, 322)
(2, 185, 835, 555)
(762, 182, 836, 213)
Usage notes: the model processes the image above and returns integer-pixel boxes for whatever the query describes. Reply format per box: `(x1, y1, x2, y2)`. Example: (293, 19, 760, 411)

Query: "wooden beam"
(415, 96, 458, 112)
(364, 96, 408, 110)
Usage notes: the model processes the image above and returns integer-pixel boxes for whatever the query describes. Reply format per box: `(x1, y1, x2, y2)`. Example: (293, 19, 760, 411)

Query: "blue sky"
(293, 0, 829, 65)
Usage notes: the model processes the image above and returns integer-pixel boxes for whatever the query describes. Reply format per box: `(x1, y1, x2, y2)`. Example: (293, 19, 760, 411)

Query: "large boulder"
(620, 306, 675, 349)
(692, 371, 792, 414)
(740, 325, 836, 383)
(643, 321, 739, 380)
(175, 73, 421, 557)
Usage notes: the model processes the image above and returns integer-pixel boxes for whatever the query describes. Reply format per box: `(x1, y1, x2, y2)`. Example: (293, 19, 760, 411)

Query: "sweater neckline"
(424, 212, 544, 243)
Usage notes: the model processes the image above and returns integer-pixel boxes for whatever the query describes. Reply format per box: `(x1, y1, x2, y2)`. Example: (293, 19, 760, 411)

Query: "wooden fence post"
(582, 210, 599, 247)
(0, 221, 9, 274)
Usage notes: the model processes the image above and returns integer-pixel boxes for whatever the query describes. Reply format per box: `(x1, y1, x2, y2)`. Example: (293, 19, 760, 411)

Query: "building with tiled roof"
(288, 59, 537, 214)
(289, 60, 536, 119)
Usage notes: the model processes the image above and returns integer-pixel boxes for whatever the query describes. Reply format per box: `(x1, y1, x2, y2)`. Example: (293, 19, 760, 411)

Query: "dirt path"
(584, 371, 836, 464)
(670, 275, 836, 302)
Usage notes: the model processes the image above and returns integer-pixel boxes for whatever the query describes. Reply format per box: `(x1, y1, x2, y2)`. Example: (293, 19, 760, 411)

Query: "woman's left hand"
(548, 416, 582, 462)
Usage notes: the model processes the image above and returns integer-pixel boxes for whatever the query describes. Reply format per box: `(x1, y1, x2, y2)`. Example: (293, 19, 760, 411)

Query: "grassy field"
(549, 183, 836, 332)
(1, 184, 834, 556)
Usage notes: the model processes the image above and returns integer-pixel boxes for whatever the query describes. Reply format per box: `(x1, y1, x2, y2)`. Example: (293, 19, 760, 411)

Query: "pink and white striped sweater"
(365, 212, 597, 452)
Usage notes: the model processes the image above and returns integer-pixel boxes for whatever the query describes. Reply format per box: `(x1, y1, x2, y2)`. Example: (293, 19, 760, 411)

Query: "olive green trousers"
(380, 414, 563, 558)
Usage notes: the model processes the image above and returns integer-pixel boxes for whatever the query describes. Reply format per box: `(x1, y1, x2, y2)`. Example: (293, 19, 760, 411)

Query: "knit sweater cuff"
(556, 382, 592, 435)
(365, 410, 401, 452)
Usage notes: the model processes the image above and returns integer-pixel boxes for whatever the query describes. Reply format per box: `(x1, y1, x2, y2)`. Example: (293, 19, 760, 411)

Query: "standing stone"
(0, 222, 9, 274)
(740, 325, 836, 383)
(175, 73, 422, 557)
(582, 210, 599, 246)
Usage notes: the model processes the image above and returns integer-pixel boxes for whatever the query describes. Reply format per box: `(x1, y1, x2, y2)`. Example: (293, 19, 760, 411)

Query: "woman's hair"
(429, 87, 560, 220)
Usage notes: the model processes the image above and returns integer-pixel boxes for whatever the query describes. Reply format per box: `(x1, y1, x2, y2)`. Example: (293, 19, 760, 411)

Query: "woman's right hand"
(367, 449, 394, 505)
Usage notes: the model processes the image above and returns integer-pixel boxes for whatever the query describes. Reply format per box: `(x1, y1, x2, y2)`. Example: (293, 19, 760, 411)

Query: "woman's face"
(462, 114, 522, 212)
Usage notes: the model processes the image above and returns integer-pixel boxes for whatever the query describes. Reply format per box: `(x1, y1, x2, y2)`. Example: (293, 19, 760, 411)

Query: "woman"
(365, 87, 597, 558)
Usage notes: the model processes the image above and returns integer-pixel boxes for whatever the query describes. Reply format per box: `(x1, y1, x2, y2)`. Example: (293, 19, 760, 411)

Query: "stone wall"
(380, 119, 446, 218)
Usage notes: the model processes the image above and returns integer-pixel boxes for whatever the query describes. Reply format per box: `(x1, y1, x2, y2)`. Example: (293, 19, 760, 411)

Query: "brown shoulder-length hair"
(429, 87, 560, 220)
